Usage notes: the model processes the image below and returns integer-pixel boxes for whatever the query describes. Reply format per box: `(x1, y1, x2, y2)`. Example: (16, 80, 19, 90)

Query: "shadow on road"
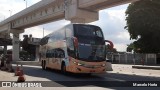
(11, 65, 160, 88)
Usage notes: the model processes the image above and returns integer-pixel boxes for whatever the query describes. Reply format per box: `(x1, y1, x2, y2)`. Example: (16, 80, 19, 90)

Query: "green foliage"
(126, 43, 134, 52)
(125, 0, 160, 53)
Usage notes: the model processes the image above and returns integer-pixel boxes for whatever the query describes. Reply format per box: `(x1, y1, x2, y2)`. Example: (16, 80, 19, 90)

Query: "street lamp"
(24, 0, 27, 8)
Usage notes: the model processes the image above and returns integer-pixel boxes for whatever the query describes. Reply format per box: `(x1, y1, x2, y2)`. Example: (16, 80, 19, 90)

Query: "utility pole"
(24, 0, 27, 8)
(9, 10, 12, 16)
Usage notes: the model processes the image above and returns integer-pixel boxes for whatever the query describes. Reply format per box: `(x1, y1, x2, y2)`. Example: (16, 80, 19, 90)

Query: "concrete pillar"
(3, 45, 7, 55)
(35, 46, 39, 61)
(12, 33, 20, 61)
(11, 29, 24, 62)
(65, 0, 98, 23)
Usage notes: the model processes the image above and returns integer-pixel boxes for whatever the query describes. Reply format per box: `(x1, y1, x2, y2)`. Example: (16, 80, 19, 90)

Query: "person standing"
(6, 54, 13, 72)
(0, 54, 5, 68)
(0, 54, 6, 70)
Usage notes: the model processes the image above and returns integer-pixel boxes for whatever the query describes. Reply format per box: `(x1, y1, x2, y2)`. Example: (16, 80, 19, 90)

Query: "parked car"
(106, 58, 113, 71)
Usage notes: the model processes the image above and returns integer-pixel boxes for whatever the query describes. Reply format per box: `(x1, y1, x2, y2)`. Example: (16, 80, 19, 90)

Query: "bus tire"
(42, 61, 44, 70)
(43, 61, 47, 70)
(61, 63, 66, 74)
(42, 61, 46, 70)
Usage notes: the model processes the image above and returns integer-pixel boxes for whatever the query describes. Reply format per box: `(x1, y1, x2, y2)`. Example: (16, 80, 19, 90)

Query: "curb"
(132, 66, 160, 70)
(12, 61, 41, 66)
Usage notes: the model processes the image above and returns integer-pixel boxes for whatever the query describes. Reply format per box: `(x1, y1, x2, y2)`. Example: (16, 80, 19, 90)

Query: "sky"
(0, 0, 134, 52)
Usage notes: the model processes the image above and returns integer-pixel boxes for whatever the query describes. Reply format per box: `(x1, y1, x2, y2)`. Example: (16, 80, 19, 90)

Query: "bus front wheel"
(41, 61, 44, 69)
(42, 61, 46, 70)
(61, 63, 66, 74)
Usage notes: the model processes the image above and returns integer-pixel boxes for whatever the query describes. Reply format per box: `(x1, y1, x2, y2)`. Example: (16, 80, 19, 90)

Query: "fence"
(107, 53, 157, 65)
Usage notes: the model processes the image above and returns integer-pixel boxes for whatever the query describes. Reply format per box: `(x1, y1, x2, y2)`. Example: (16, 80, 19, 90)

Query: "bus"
(39, 24, 113, 74)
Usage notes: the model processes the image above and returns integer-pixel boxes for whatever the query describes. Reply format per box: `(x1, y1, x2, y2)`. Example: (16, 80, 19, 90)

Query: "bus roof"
(44, 23, 100, 37)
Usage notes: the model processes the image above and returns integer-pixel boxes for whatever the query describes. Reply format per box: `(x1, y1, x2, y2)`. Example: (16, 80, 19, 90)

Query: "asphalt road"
(0, 64, 160, 90)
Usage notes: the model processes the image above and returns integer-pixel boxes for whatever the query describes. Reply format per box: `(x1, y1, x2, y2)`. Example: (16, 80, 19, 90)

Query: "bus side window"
(66, 28, 72, 38)
(40, 37, 49, 45)
(46, 50, 51, 58)
(51, 49, 55, 58)
(61, 53, 65, 58)
(59, 51, 65, 58)
(46, 51, 49, 58)
(66, 38, 74, 50)
(54, 50, 58, 58)
(65, 26, 74, 49)
(49, 50, 52, 58)
(96, 30, 102, 37)
(60, 28, 65, 40)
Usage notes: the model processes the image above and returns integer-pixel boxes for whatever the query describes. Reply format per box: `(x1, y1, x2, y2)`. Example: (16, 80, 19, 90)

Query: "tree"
(126, 43, 134, 52)
(125, 0, 160, 53)
(127, 43, 141, 53)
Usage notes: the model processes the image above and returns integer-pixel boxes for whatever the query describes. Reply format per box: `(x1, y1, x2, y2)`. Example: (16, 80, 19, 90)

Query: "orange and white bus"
(39, 24, 113, 74)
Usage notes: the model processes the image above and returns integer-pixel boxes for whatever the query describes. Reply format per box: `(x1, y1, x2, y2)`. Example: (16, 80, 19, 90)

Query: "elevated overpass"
(0, 0, 138, 61)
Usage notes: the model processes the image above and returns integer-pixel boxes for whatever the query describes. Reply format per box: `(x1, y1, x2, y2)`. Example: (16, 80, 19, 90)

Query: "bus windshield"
(78, 45, 106, 61)
(74, 24, 106, 62)
(74, 24, 103, 38)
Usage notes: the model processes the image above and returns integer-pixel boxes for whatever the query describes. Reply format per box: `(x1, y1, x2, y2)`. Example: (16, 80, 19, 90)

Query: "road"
(0, 64, 160, 90)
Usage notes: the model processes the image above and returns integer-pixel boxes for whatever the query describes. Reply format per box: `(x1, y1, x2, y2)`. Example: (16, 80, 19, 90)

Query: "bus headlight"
(73, 61, 83, 66)
(102, 64, 106, 67)
(73, 61, 77, 64)
(77, 63, 83, 66)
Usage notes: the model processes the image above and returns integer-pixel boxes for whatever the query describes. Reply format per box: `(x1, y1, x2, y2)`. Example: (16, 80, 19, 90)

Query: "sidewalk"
(12, 61, 40, 66)
(132, 65, 160, 70)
